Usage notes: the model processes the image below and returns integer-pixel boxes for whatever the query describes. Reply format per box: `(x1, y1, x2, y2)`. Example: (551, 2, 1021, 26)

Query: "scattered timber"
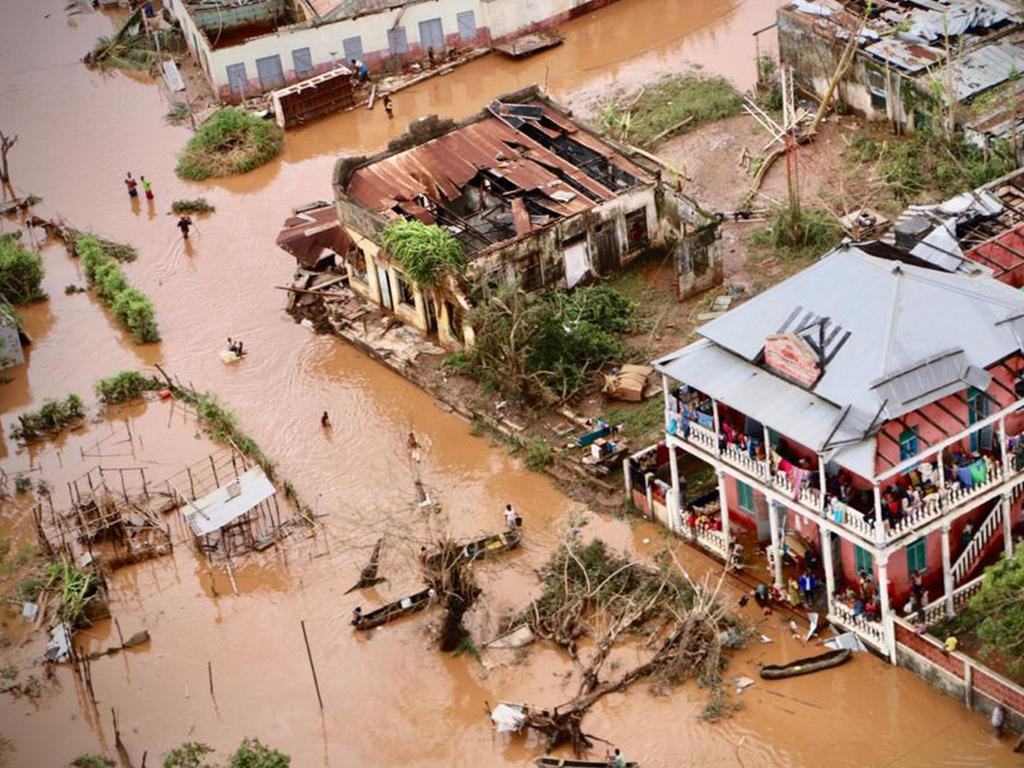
(425, 529, 521, 571)
(352, 587, 434, 630)
(344, 537, 386, 593)
(0, 195, 40, 216)
(534, 758, 639, 767)
(759, 648, 852, 680)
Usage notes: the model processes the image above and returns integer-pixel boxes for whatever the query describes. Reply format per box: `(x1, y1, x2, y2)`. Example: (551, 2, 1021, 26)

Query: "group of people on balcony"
(834, 569, 883, 623)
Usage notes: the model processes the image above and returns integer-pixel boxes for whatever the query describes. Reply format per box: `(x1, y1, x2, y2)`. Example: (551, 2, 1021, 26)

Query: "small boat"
(534, 758, 638, 767)
(759, 648, 852, 680)
(494, 30, 564, 58)
(425, 529, 521, 571)
(351, 587, 434, 630)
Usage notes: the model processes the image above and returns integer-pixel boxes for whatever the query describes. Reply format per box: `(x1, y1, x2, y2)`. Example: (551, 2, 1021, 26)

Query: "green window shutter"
(906, 538, 926, 573)
(737, 480, 755, 513)
(855, 546, 873, 573)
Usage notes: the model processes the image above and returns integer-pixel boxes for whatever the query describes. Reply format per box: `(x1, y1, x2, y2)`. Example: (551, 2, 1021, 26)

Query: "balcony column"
(821, 527, 836, 607)
(667, 444, 681, 534)
(717, 469, 731, 553)
(768, 500, 784, 588)
(873, 482, 885, 547)
(1002, 492, 1014, 558)
(878, 553, 896, 664)
(711, 399, 722, 456)
(941, 523, 954, 618)
(763, 425, 772, 479)
(623, 457, 633, 501)
(999, 416, 1008, 475)
(817, 454, 827, 515)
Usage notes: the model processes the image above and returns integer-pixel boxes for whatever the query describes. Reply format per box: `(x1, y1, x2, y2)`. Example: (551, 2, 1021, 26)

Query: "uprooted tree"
(0, 131, 17, 187)
(509, 537, 746, 754)
(423, 537, 482, 652)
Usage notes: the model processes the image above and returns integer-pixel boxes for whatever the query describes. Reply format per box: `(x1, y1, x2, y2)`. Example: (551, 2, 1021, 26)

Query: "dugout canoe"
(351, 587, 433, 630)
(425, 529, 521, 570)
(759, 648, 852, 680)
(534, 758, 638, 767)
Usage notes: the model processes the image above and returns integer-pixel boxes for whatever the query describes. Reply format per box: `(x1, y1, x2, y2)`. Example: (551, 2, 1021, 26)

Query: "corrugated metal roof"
(870, 349, 991, 417)
(865, 38, 942, 73)
(276, 204, 351, 268)
(653, 339, 878, 477)
(182, 468, 275, 537)
(695, 245, 1024, 423)
(945, 43, 1024, 102)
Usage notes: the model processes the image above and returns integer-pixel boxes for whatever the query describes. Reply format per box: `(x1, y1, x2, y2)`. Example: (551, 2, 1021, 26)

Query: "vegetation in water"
(599, 74, 743, 146)
(10, 394, 85, 442)
(70, 756, 114, 768)
(522, 437, 554, 471)
(171, 198, 216, 214)
(175, 108, 284, 181)
(0, 233, 45, 305)
(44, 555, 99, 629)
(77, 236, 159, 343)
(380, 219, 466, 288)
(463, 285, 637, 403)
(94, 370, 164, 404)
(749, 205, 842, 261)
(68, 229, 137, 263)
(162, 738, 289, 768)
(166, 101, 191, 126)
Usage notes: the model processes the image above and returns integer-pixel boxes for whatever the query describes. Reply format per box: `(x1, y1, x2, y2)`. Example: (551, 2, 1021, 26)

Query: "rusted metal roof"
(864, 38, 942, 73)
(344, 101, 653, 249)
(276, 204, 351, 268)
(944, 43, 1024, 102)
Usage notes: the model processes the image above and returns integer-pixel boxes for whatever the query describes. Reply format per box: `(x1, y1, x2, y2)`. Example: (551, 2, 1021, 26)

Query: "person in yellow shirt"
(943, 635, 958, 654)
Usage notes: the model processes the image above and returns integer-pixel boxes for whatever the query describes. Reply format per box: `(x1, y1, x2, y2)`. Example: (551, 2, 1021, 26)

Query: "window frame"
(737, 480, 755, 514)
(906, 537, 926, 573)
(854, 545, 873, 574)
(395, 273, 416, 308)
(899, 427, 919, 461)
(625, 208, 649, 252)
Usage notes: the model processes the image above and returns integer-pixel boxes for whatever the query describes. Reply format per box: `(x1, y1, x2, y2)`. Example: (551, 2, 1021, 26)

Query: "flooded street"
(0, 0, 1018, 765)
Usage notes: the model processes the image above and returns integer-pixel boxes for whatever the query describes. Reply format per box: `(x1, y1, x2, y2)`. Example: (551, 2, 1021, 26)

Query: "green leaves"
(10, 395, 85, 442)
(176, 108, 284, 181)
(77, 236, 159, 344)
(0, 233, 45, 305)
(380, 219, 466, 288)
(965, 547, 1024, 669)
(94, 371, 164, 404)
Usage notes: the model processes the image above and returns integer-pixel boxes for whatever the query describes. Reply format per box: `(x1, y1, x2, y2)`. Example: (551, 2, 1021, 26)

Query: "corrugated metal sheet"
(945, 43, 1024, 102)
(870, 349, 991, 418)
(865, 38, 942, 73)
(345, 101, 652, 247)
(182, 468, 275, 537)
(653, 339, 878, 477)
(695, 245, 1024, 423)
(276, 205, 352, 268)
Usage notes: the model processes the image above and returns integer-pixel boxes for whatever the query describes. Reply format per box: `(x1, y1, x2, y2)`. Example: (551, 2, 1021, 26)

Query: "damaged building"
(166, 0, 632, 102)
(778, 0, 1024, 148)
(326, 86, 720, 348)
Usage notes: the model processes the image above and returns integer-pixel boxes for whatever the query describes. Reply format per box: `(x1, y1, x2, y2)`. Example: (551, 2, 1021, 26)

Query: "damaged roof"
(276, 204, 352, 268)
(343, 99, 654, 255)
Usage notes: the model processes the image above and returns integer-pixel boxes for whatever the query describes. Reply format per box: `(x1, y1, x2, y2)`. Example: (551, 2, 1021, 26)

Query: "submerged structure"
(326, 87, 720, 348)
(778, 0, 1024, 148)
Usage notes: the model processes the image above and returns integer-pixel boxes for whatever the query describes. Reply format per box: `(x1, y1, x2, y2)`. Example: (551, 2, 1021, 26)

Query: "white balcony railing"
(919, 573, 986, 627)
(830, 600, 888, 651)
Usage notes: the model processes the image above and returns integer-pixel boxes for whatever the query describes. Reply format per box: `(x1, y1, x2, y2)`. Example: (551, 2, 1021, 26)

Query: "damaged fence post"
(300, 619, 324, 710)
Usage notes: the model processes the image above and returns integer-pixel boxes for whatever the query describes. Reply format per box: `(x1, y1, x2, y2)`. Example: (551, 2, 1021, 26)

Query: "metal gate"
(255, 55, 285, 91)
(418, 18, 445, 52)
(292, 47, 313, 78)
(343, 36, 364, 65)
(226, 63, 248, 97)
(456, 10, 476, 42)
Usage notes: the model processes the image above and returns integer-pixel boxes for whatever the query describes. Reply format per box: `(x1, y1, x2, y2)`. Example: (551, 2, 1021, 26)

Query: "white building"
(165, 0, 626, 102)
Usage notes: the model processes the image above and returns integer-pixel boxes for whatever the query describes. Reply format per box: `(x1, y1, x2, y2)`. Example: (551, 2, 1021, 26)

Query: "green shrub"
(163, 742, 214, 768)
(71, 756, 114, 768)
(227, 738, 289, 768)
(176, 108, 284, 181)
(749, 205, 841, 261)
(380, 219, 466, 288)
(94, 370, 164, 404)
(10, 395, 85, 442)
(77, 236, 159, 343)
(523, 437, 554, 471)
(44, 555, 98, 628)
(171, 198, 216, 214)
(961, 547, 1024, 670)
(0, 233, 45, 304)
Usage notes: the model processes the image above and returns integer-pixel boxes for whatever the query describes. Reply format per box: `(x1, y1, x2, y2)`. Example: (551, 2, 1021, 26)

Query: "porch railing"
(829, 600, 888, 652)
(691, 525, 727, 557)
(951, 502, 1003, 585)
(919, 573, 986, 627)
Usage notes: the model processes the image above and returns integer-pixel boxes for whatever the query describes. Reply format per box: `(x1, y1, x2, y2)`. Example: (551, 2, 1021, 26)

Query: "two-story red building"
(626, 241, 1024, 659)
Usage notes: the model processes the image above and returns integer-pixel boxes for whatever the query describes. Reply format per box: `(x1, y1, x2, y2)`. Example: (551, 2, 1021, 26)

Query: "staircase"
(951, 480, 1024, 586)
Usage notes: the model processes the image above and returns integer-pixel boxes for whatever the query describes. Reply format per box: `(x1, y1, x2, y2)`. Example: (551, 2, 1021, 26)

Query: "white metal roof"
(182, 467, 274, 537)
(656, 245, 1024, 476)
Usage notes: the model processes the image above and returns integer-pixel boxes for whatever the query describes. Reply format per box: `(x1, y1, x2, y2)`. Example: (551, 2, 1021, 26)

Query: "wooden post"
(113, 617, 125, 647)
(186, 467, 196, 500)
(209, 455, 220, 488)
(208, 660, 215, 701)
(300, 620, 324, 710)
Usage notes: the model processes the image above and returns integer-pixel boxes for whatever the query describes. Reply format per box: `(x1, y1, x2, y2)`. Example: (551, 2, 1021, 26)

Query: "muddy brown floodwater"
(0, 0, 1018, 766)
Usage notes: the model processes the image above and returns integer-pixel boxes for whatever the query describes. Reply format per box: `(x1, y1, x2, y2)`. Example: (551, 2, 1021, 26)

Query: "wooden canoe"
(351, 587, 433, 630)
(426, 529, 521, 571)
(534, 758, 638, 767)
(759, 648, 852, 680)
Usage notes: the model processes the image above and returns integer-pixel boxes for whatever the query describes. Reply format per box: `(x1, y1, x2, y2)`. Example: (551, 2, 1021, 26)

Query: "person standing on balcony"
(961, 522, 974, 548)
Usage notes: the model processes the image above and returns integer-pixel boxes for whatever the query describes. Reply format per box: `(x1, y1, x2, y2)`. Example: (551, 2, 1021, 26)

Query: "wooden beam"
(933, 399, 967, 428)
(991, 375, 1016, 401)
(915, 408, 946, 438)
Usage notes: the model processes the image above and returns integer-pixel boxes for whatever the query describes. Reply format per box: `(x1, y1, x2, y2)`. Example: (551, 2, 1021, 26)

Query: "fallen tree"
(507, 537, 746, 753)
